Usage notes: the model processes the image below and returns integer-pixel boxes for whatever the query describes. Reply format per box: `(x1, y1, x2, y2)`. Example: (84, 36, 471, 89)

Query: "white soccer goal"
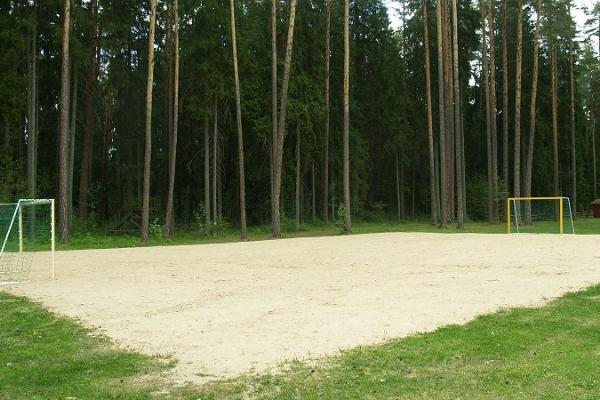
(0, 199, 55, 284)
(507, 196, 575, 235)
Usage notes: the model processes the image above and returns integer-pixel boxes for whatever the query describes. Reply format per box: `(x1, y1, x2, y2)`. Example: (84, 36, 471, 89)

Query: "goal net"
(0, 199, 55, 284)
(507, 197, 575, 234)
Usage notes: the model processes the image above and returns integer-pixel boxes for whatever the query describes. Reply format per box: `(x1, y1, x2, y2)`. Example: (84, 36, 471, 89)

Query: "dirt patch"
(5, 232, 600, 383)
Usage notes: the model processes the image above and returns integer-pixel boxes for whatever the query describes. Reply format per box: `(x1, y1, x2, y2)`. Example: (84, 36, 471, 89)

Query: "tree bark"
(482, 0, 493, 223)
(551, 44, 560, 201)
(443, 0, 454, 223)
(79, 0, 98, 220)
(524, 0, 542, 225)
(100, 100, 110, 221)
(423, 0, 438, 225)
(436, 0, 448, 228)
(323, 0, 331, 224)
(213, 99, 218, 224)
(28, 6, 38, 203)
(58, 0, 72, 243)
(396, 147, 402, 221)
(487, 0, 498, 222)
(68, 67, 78, 227)
(272, 0, 299, 237)
(452, 0, 463, 229)
(204, 114, 211, 228)
(569, 39, 576, 217)
(165, 0, 180, 238)
(229, 0, 248, 240)
(141, 0, 157, 242)
(343, 0, 352, 233)
(295, 125, 301, 232)
(513, 0, 523, 214)
(501, 0, 509, 219)
(271, 0, 277, 225)
(592, 111, 597, 199)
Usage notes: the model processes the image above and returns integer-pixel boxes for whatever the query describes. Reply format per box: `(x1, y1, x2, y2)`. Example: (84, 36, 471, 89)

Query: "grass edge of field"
(2, 284, 600, 399)
(60, 218, 600, 251)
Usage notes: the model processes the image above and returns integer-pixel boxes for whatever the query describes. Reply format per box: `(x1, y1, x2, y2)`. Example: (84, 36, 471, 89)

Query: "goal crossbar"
(507, 196, 574, 234)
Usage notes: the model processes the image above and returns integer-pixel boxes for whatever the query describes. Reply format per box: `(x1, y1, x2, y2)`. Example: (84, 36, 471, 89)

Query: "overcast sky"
(384, 0, 596, 34)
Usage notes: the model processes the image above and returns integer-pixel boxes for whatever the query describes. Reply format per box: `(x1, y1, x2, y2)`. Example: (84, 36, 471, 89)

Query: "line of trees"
(0, 0, 598, 243)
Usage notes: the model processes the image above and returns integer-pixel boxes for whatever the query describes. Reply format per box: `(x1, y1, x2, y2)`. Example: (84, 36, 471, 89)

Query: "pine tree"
(58, 0, 72, 243)
(141, 0, 157, 243)
(229, 0, 247, 240)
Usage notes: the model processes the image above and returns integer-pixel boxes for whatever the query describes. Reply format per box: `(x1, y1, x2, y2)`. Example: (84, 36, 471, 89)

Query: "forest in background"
(1, 0, 599, 242)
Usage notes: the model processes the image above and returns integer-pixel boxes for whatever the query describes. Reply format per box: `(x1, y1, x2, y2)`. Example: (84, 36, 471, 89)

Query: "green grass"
(59, 218, 600, 251)
(2, 285, 600, 399)
(196, 285, 600, 399)
(0, 293, 171, 399)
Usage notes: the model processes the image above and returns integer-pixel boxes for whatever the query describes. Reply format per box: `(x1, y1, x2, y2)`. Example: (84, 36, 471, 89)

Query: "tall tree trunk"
(323, 0, 331, 224)
(100, 100, 110, 221)
(551, 44, 560, 201)
(272, 0, 299, 237)
(411, 143, 417, 219)
(141, 0, 157, 242)
(165, 0, 180, 238)
(487, 0, 498, 222)
(28, 6, 38, 202)
(271, 0, 277, 224)
(212, 99, 218, 224)
(482, 0, 493, 223)
(343, 0, 352, 233)
(501, 0, 509, 219)
(437, 0, 448, 228)
(229, 0, 248, 240)
(295, 125, 301, 232)
(592, 111, 597, 199)
(524, 0, 541, 225)
(513, 0, 523, 214)
(204, 115, 211, 228)
(452, 0, 464, 229)
(443, 0, 454, 223)
(423, 0, 438, 225)
(79, 0, 98, 220)
(58, 0, 71, 243)
(311, 162, 316, 222)
(68, 68, 78, 227)
(396, 147, 401, 221)
(569, 39, 576, 217)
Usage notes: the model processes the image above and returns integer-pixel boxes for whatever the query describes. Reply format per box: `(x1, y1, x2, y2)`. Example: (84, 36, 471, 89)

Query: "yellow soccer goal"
(507, 197, 575, 235)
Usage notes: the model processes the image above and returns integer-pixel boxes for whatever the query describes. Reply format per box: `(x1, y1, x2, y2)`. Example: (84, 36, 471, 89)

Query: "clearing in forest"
(5, 232, 600, 383)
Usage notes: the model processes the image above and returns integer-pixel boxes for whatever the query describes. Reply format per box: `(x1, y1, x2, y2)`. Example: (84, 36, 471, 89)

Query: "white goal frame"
(0, 199, 55, 282)
(507, 196, 575, 235)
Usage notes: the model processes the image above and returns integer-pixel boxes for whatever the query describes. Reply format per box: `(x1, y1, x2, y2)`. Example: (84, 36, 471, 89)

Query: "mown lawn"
(0, 293, 170, 399)
(60, 217, 600, 251)
(1, 285, 600, 399)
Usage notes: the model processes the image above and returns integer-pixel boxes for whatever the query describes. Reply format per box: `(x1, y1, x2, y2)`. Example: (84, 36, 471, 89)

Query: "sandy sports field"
(5, 232, 600, 383)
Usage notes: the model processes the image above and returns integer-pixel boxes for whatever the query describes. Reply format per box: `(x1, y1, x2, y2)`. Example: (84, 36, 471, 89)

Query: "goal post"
(0, 199, 55, 284)
(507, 196, 575, 235)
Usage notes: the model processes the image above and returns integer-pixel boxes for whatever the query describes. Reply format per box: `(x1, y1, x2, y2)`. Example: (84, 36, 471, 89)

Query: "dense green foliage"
(2, 282, 600, 398)
(0, 0, 599, 237)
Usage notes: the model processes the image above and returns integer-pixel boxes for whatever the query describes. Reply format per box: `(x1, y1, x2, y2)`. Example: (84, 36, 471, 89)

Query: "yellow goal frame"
(507, 197, 572, 234)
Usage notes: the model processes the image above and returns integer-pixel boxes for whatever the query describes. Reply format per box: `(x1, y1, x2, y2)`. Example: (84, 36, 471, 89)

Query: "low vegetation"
(60, 218, 600, 251)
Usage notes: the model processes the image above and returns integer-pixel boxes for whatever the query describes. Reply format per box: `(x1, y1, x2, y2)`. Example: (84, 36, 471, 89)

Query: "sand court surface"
(5, 232, 600, 383)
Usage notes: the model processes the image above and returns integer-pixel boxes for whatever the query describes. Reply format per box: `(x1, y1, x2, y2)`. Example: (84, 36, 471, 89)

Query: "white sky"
(385, 0, 596, 35)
